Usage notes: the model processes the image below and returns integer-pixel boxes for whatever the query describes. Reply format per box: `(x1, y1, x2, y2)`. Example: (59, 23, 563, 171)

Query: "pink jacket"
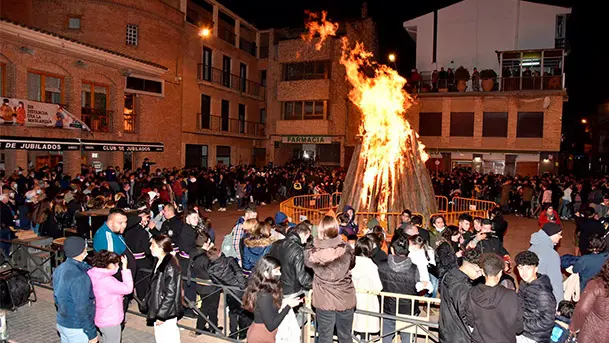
(87, 268, 133, 328)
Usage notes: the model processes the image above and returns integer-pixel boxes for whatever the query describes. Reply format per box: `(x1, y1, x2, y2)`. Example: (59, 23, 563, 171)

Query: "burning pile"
(302, 11, 437, 226)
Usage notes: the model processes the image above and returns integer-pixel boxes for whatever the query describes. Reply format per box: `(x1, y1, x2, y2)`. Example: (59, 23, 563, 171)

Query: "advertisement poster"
(0, 97, 90, 131)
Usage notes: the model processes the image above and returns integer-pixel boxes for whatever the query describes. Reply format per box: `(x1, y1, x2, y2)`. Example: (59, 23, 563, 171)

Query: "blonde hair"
(318, 215, 339, 239)
(243, 218, 259, 234)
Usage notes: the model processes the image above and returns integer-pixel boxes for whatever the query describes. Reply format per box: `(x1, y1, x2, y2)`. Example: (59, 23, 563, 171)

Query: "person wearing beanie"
(53, 236, 98, 342)
(529, 223, 564, 302)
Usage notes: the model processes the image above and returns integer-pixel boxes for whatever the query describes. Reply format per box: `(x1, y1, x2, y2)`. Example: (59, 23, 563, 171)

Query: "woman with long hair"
(87, 251, 133, 343)
(351, 236, 383, 339)
(243, 256, 302, 343)
(144, 234, 183, 343)
(435, 225, 463, 279)
(570, 258, 609, 342)
(242, 221, 277, 272)
(304, 215, 356, 343)
(408, 234, 437, 296)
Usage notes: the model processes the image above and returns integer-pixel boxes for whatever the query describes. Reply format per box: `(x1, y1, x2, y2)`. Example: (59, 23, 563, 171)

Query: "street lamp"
(388, 53, 396, 63)
(581, 118, 588, 124)
(199, 28, 211, 37)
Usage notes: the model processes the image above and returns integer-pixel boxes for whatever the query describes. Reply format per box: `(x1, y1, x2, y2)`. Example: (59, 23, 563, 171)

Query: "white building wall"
(404, 0, 570, 73)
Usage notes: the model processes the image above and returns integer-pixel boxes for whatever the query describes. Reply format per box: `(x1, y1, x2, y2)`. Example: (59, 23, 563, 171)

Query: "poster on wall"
(0, 97, 90, 131)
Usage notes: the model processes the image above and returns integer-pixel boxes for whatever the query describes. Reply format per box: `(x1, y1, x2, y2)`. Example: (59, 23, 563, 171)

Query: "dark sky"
(220, 0, 605, 147)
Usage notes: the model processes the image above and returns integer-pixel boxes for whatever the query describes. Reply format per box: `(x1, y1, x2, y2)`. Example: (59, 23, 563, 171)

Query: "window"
(124, 93, 136, 133)
(418, 112, 442, 136)
(222, 55, 231, 88)
(125, 76, 163, 96)
(216, 145, 231, 166)
(126, 24, 138, 46)
(282, 100, 328, 120)
(483, 112, 508, 137)
(283, 61, 329, 81)
(221, 99, 229, 131)
(260, 70, 267, 87)
(27, 71, 63, 104)
(82, 82, 108, 111)
(260, 108, 266, 123)
(450, 112, 474, 137)
(202, 47, 212, 82)
(238, 104, 246, 133)
(517, 112, 544, 138)
(200, 94, 211, 129)
(68, 16, 81, 29)
(239, 63, 247, 92)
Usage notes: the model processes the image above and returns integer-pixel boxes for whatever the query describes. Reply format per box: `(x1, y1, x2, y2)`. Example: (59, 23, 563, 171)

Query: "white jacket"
(352, 256, 383, 333)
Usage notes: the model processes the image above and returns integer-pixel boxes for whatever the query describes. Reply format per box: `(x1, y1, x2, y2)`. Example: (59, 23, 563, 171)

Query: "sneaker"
(261, 202, 267, 206)
(205, 208, 212, 212)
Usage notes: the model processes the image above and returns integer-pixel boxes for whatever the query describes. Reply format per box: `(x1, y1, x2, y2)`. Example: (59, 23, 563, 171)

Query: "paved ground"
(6, 200, 577, 342)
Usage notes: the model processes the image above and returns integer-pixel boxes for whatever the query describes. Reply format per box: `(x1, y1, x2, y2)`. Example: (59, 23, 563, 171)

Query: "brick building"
(0, 0, 266, 175)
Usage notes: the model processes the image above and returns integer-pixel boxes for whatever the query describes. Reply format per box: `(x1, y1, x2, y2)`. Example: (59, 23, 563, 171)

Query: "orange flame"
(302, 12, 429, 214)
(301, 11, 339, 50)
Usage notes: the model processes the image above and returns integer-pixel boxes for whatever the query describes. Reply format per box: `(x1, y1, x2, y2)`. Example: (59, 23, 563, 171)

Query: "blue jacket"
(93, 222, 127, 254)
(53, 258, 96, 339)
(574, 252, 609, 291)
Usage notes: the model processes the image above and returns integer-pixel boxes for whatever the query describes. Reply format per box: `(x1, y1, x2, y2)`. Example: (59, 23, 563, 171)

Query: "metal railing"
(123, 112, 136, 133)
(196, 113, 265, 137)
(197, 64, 265, 100)
(81, 107, 113, 133)
(411, 74, 564, 93)
(218, 25, 237, 46)
(239, 37, 257, 57)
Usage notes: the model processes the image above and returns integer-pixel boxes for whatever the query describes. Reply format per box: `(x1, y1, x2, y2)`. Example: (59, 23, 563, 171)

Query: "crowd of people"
(2, 163, 609, 343)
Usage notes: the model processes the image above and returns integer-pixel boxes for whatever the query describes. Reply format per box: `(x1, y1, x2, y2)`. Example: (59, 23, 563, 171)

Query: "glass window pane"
(314, 101, 324, 114)
(82, 83, 92, 108)
(68, 17, 81, 29)
(46, 76, 61, 93)
(294, 102, 303, 116)
(304, 101, 313, 115)
(285, 102, 293, 116)
(27, 73, 41, 101)
(304, 63, 314, 79)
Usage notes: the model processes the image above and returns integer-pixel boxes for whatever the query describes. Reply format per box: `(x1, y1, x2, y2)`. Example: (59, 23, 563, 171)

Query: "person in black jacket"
(377, 234, 423, 343)
(176, 209, 199, 318)
(159, 204, 182, 254)
(242, 256, 303, 343)
(124, 209, 154, 307)
(207, 247, 252, 339)
(188, 232, 221, 335)
(439, 249, 482, 343)
(144, 235, 184, 343)
(468, 219, 510, 258)
(466, 253, 523, 343)
(515, 251, 556, 343)
(490, 207, 508, 244)
(575, 209, 604, 255)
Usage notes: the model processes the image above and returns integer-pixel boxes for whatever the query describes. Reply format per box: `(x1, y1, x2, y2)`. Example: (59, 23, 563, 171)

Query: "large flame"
(303, 12, 429, 214)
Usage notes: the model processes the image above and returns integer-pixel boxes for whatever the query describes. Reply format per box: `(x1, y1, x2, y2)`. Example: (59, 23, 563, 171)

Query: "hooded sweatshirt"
(529, 230, 564, 302)
(466, 284, 523, 343)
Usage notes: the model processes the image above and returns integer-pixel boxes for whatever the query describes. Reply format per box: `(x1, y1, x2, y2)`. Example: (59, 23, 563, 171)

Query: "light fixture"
(474, 157, 482, 162)
(388, 54, 396, 63)
(543, 159, 550, 163)
(199, 28, 211, 37)
(581, 118, 587, 124)
(92, 153, 99, 158)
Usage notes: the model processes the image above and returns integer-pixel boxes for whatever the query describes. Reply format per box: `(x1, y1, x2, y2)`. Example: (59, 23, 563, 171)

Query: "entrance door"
(123, 151, 133, 171)
(221, 99, 229, 131)
(200, 94, 211, 129)
(216, 146, 231, 166)
(185, 144, 208, 168)
(238, 103, 245, 134)
(253, 148, 266, 167)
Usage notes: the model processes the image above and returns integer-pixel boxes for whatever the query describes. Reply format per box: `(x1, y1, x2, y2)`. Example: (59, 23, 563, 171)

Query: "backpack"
(221, 231, 238, 258)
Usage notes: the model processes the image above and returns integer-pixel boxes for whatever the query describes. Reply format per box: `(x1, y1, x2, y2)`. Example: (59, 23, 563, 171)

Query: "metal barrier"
(451, 197, 497, 213)
(1, 238, 63, 283)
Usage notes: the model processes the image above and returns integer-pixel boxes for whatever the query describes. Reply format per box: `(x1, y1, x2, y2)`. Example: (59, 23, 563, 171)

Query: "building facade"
(403, 0, 569, 176)
(0, 0, 267, 175)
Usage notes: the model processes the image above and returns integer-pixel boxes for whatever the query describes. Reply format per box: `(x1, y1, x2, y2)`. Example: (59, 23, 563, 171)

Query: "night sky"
(219, 0, 605, 152)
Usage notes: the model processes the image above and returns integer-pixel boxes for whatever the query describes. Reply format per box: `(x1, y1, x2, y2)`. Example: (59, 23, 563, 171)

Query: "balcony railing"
(123, 112, 136, 133)
(218, 25, 236, 46)
(239, 37, 257, 57)
(197, 113, 265, 137)
(197, 64, 265, 100)
(81, 107, 113, 133)
(410, 74, 564, 94)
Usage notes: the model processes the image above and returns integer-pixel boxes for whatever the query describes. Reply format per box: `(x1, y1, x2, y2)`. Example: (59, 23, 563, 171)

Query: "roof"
(0, 17, 168, 71)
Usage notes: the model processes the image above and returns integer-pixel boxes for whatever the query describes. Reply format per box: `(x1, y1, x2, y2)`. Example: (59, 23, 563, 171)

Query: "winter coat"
(242, 236, 276, 271)
(439, 267, 473, 343)
(529, 230, 564, 302)
(304, 236, 356, 311)
(342, 205, 358, 234)
(570, 278, 609, 343)
(371, 245, 388, 265)
(576, 218, 605, 255)
(208, 254, 247, 289)
(93, 222, 127, 254)
(377, 255, 420, 316)
(143, 255, 183, 325)
(518, 274, 556, 343)
(435, 240, 458, 279)
(268, 230, 313, 295)
(538, 212, 562, 228)
(352, 256, 383, 333)
(87, 268, 133, 328)
(573, 252, 609, 292)
(466, 284, 523, 343)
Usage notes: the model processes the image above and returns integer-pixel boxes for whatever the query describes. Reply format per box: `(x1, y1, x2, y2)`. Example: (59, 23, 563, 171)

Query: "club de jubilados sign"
(282, 136, 332, 144)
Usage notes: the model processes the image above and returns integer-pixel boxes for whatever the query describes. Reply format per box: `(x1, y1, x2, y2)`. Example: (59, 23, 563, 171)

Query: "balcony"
(410, 74, 564, 94)
(239, 37, 257, 57)
(197, 114, 265, 137)
(81, 107, 113, 133)
(218, 25, 236, 46)
(197, 64, 265, 100)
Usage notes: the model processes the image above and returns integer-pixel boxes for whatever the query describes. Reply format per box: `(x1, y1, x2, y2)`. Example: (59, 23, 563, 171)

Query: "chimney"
(361, 2, 368, 19)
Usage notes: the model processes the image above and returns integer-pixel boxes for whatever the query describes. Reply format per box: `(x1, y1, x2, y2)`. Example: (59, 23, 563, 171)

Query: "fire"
(301, 11, 339, 50)
(302, 12, 429, 214)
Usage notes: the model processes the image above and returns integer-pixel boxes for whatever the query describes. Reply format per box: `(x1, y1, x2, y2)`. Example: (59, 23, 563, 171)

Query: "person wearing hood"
(304, 215, 356, 343)
(466, 253, 523, 343)
(529, 223, 564, 302)
(439, 249, 483, 343)
(88, 251, 134, 343)
(242, 221, 278, 272)
(515, 251, 556, 343)
(342, 205, 358, 234)
(274, 211, 295, 236)
(377, 233, 425, 343)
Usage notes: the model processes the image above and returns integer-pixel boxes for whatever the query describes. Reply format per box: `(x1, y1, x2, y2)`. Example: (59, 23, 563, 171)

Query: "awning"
(81, 140, 164, 152)
(0, 136, 80, 151)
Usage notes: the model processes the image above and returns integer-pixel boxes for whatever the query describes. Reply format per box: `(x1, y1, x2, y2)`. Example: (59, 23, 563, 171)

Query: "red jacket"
(538, 211, 561, 228)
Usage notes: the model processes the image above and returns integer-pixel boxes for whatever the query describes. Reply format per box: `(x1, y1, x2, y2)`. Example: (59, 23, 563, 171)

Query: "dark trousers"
(521, 201, 532, 216)
(204, 194, 213, 210)
(178, 256, 197, 316)
(226, 292, 252, 339)
(316, 308, 354, 343)
(196, 288, 221, 332)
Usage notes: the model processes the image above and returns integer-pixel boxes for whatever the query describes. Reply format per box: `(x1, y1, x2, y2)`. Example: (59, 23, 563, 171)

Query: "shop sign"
(81, 140, 164, 152)
(282, 136, 332, 144)
(0, 136, 80, 151)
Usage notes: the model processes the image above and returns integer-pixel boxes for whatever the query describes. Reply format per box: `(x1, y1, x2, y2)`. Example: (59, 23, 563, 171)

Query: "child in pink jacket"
(87, 251, 134, 343)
